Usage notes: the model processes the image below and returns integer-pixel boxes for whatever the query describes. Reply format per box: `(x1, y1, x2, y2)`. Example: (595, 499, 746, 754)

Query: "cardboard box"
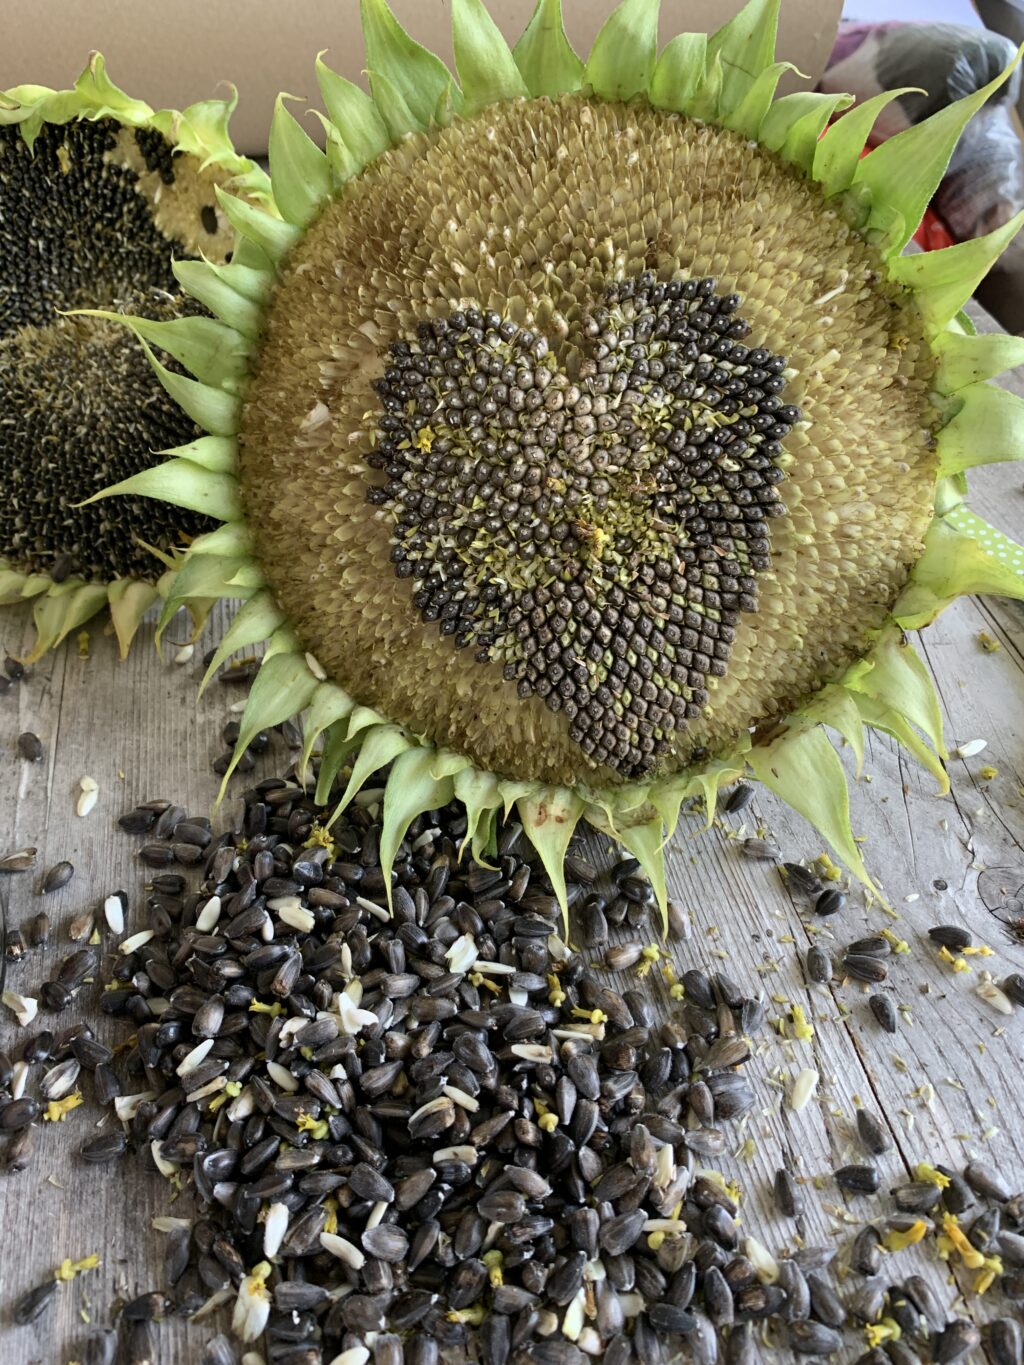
(1, 0, 843, 157)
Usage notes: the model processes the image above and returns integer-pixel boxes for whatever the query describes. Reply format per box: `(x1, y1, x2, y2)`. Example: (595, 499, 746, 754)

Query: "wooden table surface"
(1, 301, 1023, 1364)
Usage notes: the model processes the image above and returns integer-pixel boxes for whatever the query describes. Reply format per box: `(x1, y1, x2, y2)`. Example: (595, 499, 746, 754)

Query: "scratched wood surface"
(1, 304, 1023, 1364)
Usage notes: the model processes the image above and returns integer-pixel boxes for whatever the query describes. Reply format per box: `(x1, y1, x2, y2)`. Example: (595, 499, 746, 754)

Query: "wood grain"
(1, 311, 1022, 1363)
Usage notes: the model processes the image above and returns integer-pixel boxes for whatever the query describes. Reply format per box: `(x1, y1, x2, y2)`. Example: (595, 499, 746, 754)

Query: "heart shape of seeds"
(367, 272, 797, 778)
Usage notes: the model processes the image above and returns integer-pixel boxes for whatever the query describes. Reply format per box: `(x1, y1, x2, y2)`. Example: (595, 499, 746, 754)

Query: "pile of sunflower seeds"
(6, 769, 1024, 1363)
(4, 769, 777, 1363)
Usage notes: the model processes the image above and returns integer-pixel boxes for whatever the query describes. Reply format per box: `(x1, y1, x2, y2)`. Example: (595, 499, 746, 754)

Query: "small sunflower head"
(0, 53, 267, 658)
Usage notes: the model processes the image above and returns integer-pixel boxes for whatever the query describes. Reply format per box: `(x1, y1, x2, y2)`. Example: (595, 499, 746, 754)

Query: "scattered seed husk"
(0, 846, 36, 873)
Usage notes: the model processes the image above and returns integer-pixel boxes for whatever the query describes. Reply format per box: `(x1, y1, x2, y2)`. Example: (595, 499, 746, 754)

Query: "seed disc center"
(366, 271, 797, 779)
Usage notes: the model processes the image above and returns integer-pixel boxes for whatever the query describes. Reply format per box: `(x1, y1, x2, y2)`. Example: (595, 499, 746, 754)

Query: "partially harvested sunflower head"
(0, 54, 268, 659)
(95, 0, 1024, 922)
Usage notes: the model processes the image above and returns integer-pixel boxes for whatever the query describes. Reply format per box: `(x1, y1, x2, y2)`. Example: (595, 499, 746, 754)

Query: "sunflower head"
(94, 0, 1024, 925)
(0, 53, 268, 659)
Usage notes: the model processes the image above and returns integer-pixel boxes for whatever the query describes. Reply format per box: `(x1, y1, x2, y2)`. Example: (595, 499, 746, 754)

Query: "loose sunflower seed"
(41, 859, 74, 893)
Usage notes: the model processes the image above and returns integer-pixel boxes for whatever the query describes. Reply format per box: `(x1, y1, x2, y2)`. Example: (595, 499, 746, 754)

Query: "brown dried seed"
(742, 837, 781, 860)
(928, 924, 972, 950)
(81, 1131, 128, 1163)
(806, 946, 831, 983)
(783, 863, 822, 895)
(965, 1160, 1012, 1203)
(16, 731, 44, 762)
(13, 1279, 58, 1325)
(935, 1319, 980, 1364)
(0, 1097, 40, 1131)
(815, 888, 846, 917)
(843, 954, 888, 983)
(41, 859, 74, 893)
(835, 1164, 880, 1194)
(361, 1224, 409, 1263)
(773, 1168, 803, 1219)
(892, 1181, 943, 1213)
(788, 1321, 843, 1356)
(851, 1225, 882, 1277)
(855, 1107, 892, 1155)
(985, 1318, 1022, 1365)
(868, 993, 897, 1032)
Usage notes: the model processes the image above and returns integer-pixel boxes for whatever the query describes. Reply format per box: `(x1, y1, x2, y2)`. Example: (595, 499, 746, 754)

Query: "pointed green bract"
(799, 685, 866, 776)
(82, 458, 241, 522)
(133, 337, 241, 437)
(453, 0, 530, 113)
(892, 210, 1024, 335)
(813, 89, 918, 197)
(455, 767, 505, 860)
(649, 33, 708, 115)
(935, 331, 1024, 391)
(586, 0, 661, 102)
(379, 748, 469, 903)
(221, 652, 320, 790)
(187, 522, 254, 558)
(157, 554, 260, 639)
(216, 187, 301, 266)
(722, 61, 796, 137)
(609, 808, 668, 932)
(748, 721, 876, 893)
(108, 579, 161, 659)
(0, 568, 31, 605)
(707, 0, 780, 115)
(895, 516, 1024, 628)
(316, 55, 391, 167)
(361, 0, 463, 134)
(315, 725, 364, 807)
(853, 692, 949, 793)
(512, 0, 585, 98)
(844, 627, 945, 758)
(854, 43, 1024, 256)
(760, 91, 853, 168)
(299, 684, 357, 781)
(518, 787, 585, 931)
(26, 582, 111, 662)
(936, 383, 1024, 478)
(268, 96, 333, 229)
(332, 724, 412, 821)
(169, 264, 264, 340)
(165, 437, 239, 477)
(198, 590, 286, 693)
(73, 310, 249, 387)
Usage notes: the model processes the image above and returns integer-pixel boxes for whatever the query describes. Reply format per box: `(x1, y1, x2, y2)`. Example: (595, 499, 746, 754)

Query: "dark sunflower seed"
(41, 860, 74, 893)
